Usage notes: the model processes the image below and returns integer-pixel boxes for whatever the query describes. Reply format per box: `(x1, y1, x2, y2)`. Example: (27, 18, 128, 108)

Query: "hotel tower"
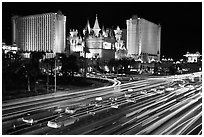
(12, 12, 66, 58)
(126, 15, 161, 62)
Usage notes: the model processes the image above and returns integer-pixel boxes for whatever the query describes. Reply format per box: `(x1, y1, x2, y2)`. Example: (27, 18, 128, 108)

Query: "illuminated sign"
(88, 41, 102, 49)
(103, 42, 112, 49)
(71, 45, 83, 52)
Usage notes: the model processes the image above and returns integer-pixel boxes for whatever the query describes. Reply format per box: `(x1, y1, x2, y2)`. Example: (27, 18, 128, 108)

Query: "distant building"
(12, 11, 66, 58)
(126, 15, 161, 62)
(2, 42, 18, 54)
(183, 52, 201, 63)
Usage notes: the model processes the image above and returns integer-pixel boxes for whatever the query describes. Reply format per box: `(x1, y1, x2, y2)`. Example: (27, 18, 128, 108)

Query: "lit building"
(68, 29, 84, 56)
(183, 52, 201, 63)
(2, 42, 18, 54)
(114, 26, 124, 51)
(12, 11, 66, 58)
(114, 26, 127, 59)
(83, 15, 115, 61)
(126, 15, 161, 62)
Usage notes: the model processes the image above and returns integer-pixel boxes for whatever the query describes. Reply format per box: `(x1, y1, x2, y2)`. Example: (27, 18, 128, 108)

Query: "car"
(150, 88, 157, 92)
(64, 105, 79, 114)
(53, 107, 64, 113)
(185, 84, 195, 90)
(94, 103, 102, 107)
(158, 86, 165, 90)
(95, 97, 103, 101)
(86, 111, 96, 116)
(47, 121, 61, 128)
(178, 84, 185, 87)
(165, 87, 174, 91)
(124, 94, 131, 98)
(109, 97, 118, 102)
(128, 89, 134, 92)
(126, 98, 136, 103)
(140, 90, 147, 94)
(65, 107, 77, 114)
(47, 115, 79, 128)
(156, 89, 165, 94)
(21, 110, 57, 125)
(21, 117, 35, 125)
(111, 103, 119, 109)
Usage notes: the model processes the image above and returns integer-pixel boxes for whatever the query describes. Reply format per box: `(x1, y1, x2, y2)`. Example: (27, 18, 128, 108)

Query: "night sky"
(2, 2, 202, 60)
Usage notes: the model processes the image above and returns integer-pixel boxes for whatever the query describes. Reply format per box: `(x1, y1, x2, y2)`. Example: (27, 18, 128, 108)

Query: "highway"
(2, 72, 202, 135)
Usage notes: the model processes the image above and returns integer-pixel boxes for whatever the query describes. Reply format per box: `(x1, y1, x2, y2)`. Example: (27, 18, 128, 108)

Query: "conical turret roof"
(85, 19, 91, 34)
(93, 14, 100, 30)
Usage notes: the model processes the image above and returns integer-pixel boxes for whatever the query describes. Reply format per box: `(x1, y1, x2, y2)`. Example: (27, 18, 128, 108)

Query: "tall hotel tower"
(126, 15, 161, 62)
(12, 12, 66, 58)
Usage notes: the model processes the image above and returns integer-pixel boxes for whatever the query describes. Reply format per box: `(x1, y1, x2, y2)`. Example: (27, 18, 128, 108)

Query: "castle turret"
(85, 20, 91, 34)
(92, 14, 101, 37)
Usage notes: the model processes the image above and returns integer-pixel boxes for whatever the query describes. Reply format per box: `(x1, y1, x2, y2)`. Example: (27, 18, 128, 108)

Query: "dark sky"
(2, 2, 202, 60)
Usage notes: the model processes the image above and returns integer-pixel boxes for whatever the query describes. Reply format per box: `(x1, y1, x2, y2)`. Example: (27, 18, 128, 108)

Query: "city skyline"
(2, 2, 202, 60)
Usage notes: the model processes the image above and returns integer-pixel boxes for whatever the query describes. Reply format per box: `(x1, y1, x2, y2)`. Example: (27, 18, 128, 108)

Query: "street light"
(83, 29, 89, 78)
(54, 53, 57, 93)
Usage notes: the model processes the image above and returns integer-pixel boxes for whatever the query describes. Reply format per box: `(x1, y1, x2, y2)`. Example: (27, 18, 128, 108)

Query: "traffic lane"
(3, 82, 153, 135)
(187, 123, 202, 135)
(46, 90, 160, 135)
(3, 85, 117, 123)
(3, 86, 114, 116)
(3, 91, 177, 135)
(24, 103, 115, 134)
(120, 93, 201, 135)
(3, 77, 167, 118)
(2, 108, 62, 134)
(47, 109, 126, 135)
(2, 78, 164, 122)
(5, 103, 96, 135)
(135, 96, 201, 135)
(152, 100, 201, 134)
(178, 112, 202, 135)
(87, 93, 171, 134)
(166, 111, 201, 135)
(3, 76, 196, 135)
(88, 89, 176, 135)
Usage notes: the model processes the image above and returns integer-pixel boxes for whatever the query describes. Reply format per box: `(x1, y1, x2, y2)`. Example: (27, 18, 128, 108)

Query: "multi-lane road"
(2, 72, 202, 135)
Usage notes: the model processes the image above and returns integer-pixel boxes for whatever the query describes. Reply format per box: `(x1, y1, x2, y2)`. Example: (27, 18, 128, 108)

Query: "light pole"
(83, 30, 88, 78)
(54, 53, 57, 93)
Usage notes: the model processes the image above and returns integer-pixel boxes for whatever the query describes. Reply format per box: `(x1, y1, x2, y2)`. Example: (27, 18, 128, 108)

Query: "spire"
(92, 14, 101, 37)
(93, 14, 100, 29)
(102, 25, 106, 37)
(102, 24, 105, 31)
(85, 19, 91, 34)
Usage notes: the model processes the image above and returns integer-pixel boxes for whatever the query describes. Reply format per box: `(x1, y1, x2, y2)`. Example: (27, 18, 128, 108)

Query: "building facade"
(183, 52, 201, 63)
(114, 26, 127, 59)
(2, 42, 18, 54)
(68, 29, 84, 55)
(126, 15, 161, 62)
(12, 12, 66, 58)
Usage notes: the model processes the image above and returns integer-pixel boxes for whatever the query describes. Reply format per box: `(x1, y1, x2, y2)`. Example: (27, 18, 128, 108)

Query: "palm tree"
(61, 54, 79, 77)
(29, 51, 45, 93)
(108, 58, 116, 73)
(42, 58, 51, 93)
